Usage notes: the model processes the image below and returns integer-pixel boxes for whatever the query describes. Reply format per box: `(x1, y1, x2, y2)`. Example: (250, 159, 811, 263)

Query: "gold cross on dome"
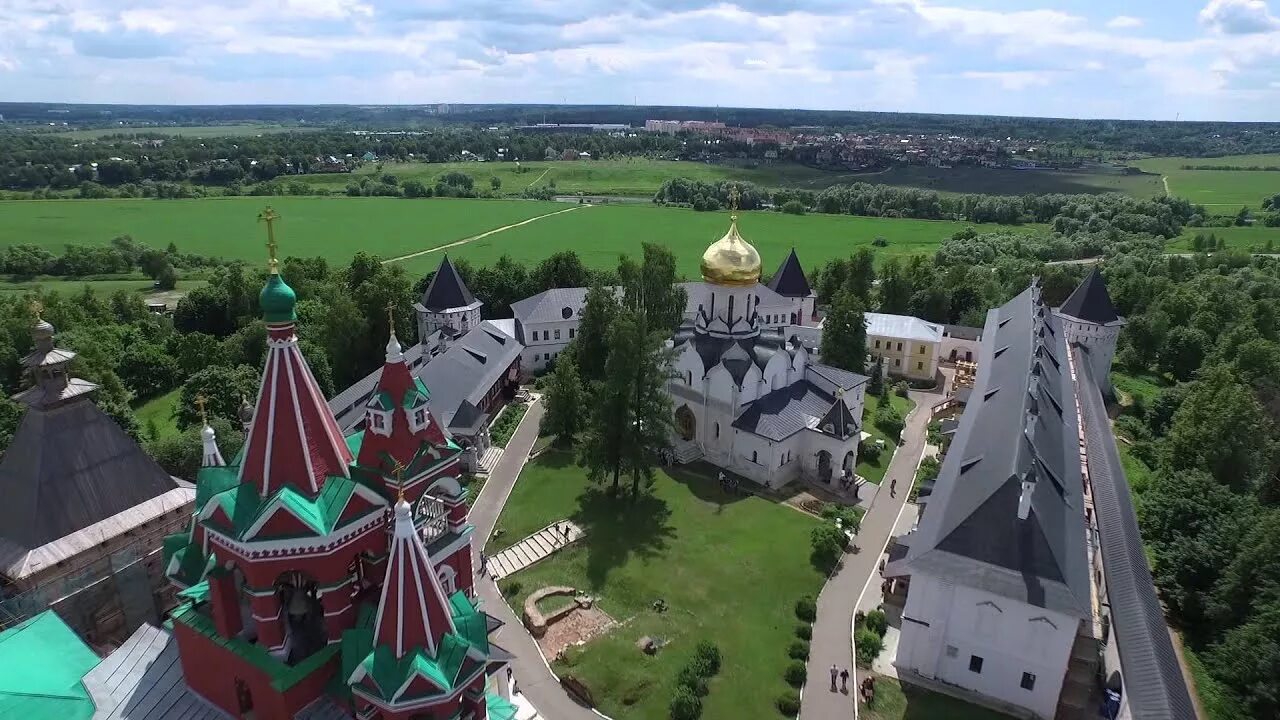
(728, 186, 741, 215)
(392, 460, 408, 502)
(385, 301, 396, 331)
(29, 298, 43, 320)
(195, 393, 208, 424)
(258, 206, 280, 271)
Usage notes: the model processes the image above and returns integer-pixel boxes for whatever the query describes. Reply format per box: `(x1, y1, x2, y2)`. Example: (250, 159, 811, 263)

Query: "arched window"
(438, 565, 458, 595)
(752, 450, 758, 463)
(687, 370, 693, 385)
(715, 423, 720, 438)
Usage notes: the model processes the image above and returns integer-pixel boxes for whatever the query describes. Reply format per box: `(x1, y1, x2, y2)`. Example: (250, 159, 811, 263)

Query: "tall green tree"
(876, 257, 912, 314)
(576, 281, 619, 385)
(542, 350, 585, 443)
(177, 364, 261, 430)
(845, 248, 876, 304)
(618, 243, 686, 333)
(580, 323, 637, 496)
(1165, 365, 1276, 492)
(819, 290, 867, 374)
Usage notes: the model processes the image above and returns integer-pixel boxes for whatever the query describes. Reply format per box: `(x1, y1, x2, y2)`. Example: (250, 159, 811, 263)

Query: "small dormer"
(403, 378, 432, 433)
(365, 391, 394, 437)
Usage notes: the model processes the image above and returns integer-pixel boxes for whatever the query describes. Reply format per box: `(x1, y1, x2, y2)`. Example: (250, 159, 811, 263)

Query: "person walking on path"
(830, 664, 838, 691)
(840, 668, 850, 693)
(890, 478, 897, 498)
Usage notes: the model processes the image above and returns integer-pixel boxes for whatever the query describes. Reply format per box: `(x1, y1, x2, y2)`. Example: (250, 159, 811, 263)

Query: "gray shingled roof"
(1058, 268, 1121, 325)
(510, 287, 591, 327)
(888, 284, 1091, 618)
(1074, 347, 1197, 720)
(807, 362, 871, 391)
(766, 248, 814, 298)
(417, 321, 522, 431)
(83, 623, 229, 720)
(419, 254, 477, 311)
(0, 398, 179, 553)
(732, 381, 839, 441)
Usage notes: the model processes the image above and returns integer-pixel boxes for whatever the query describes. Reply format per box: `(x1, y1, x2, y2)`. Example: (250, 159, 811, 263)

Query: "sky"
(1, 0, 1279, 121)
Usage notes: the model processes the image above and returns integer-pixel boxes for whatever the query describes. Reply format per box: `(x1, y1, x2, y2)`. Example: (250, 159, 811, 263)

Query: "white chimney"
(1017, 477, 1036, 520)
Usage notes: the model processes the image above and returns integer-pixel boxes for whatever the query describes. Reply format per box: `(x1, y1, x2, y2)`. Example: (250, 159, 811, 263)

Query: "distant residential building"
(941, 323, 983, 364)
(860, 312, 943, 381)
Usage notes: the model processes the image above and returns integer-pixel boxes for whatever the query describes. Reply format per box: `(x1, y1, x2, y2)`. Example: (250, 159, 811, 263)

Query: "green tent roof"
(0, 611, 99, 720)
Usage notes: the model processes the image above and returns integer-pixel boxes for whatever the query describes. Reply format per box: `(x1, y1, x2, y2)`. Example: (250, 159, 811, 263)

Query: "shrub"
(894, 380, 910, 397)
(859, 440, 882, 464)
(776, 690, 801, 716)
(810, 523, 847, 571)
(684, 655, 714, 680)
(788, 639, 810, 660)
(874, 405, 905, 439)
(693, 641, 722, 675)
(676, 665, 708, 696)
(781, 200, 806, 215)
(669, 686, 702, 720)
(864, 609, 888, 638)
(855, 627, 884, 667)
(795, 625, 812, 641)
(784, 660, 807, 687)
(871, 236, 889, 247)
(501, 580, 522, 598)
(795, 595, 817, 622)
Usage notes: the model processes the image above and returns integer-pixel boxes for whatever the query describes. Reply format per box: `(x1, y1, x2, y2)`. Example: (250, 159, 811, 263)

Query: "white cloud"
(119, 10, 177, 34)
(961, 70, 1053, 90)
(1105, 15, 1143, 29)
(0, 55, 16, 71)
(1199, 0, 1280, 34)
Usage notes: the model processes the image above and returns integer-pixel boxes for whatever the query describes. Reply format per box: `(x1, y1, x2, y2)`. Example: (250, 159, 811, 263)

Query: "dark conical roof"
(766, 248, 812, 298)
(1058, 268, 1119, 324)
(419, 255, 476, 311)
(817, 395, 857, 440)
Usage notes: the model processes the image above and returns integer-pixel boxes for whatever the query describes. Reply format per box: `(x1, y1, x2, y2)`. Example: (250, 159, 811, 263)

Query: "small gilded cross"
(258, 206, 280, 271)
(195, 393, 208, 425)
(385, 301, 396, 332)
(392, 460, 408, 502)
(728, 186, 741, 213)
(29, 298, 43, 320)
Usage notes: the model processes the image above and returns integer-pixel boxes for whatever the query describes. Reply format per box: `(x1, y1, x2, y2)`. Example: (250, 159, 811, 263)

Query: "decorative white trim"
(324, 603, 353, 617)
(205, 509, 384, 558)
(262, 348, 282, 497)
(237, 340, 272, 486)
(284, 349, 319, 494)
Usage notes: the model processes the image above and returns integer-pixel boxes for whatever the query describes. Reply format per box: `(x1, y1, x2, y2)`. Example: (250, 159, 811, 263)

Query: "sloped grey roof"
(1074, 347, 1196, 720)
(417, 320, 522, 431)
(817, 396, 858, 439)
(0, 398, 179, 554)
(674, 325, 794, 379)
(1058, 268, 1121, 325)
(888, 283, 1090, 618)
(732, 381, 839, 441)
(419, 254, 477, 311)
(865, 312, 944, 343)
(766, 248, 814, 298)
(807, 363, 871, 391)
(511, 287, 591, 326)
(943, 324, 983, 341)
(84, 623, 229, 720)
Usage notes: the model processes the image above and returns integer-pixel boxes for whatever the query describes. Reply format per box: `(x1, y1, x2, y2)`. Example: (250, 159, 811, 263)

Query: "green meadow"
(1133, 154, 1280, 209)
(26, 124, 319, 141)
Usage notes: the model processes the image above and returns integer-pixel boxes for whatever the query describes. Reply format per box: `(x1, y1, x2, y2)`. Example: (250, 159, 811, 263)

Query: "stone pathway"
(488, 521, 585, 580)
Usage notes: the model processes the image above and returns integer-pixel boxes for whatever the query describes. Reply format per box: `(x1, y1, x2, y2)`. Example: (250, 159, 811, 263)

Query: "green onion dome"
(260, 272, 297, 323)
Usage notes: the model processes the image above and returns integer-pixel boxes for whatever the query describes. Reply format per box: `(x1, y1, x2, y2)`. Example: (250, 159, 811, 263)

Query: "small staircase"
(488, 521, 584, 580)
(672, 439, 703, 464)
(476, 447, 504, 475)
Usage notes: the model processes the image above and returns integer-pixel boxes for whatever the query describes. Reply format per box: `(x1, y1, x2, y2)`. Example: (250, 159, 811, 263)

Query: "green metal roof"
(353, 591, 489, 702)
(203, 475, 368, 541)
(168, 544, 215, 587)
(402, 379, 430, 409)
(177, 579, 210, 604)
(448, 591, 488, 654)
(368, 391, 395, 412)
(260, 273, 297, 323)
(486, 692, 519, 720)
(0, 611, 99, 720)
(195, 466, 240, 512)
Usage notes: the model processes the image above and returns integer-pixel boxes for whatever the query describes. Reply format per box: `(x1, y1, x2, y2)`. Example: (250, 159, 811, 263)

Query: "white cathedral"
(666, 212, 870, 488)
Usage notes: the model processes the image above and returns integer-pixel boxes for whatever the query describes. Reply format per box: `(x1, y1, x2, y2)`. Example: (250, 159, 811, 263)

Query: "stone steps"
(489, 520, 585, 580)
(476, 447, 504, 475)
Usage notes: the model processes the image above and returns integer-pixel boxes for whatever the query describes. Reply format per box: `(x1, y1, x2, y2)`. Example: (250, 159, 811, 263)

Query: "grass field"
(843, 164, 1165, 198)
(1169, 225, 1280, 252)
(0, 197, 562, 264)
(300, 158, 858, 196)
(30, 124, 319, 141)
(861, 676, 1011, 720)
(1133, 154, 1280, 209)
(857, 393, 915, 484)
(400, 204, 1015, 278)
(489, 449, 825, 720)
(0, 275, 208, 297)
(136, 388, 182, 441)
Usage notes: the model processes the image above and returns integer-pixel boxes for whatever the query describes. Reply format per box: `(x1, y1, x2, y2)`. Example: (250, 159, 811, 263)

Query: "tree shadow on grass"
(663, 461, 755, 512)
(570, 486, 677, 591)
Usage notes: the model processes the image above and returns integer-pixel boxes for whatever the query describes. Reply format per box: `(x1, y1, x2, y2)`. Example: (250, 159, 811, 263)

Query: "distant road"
(380, 205, 589, 265)
(1047, 252, 1280, 267)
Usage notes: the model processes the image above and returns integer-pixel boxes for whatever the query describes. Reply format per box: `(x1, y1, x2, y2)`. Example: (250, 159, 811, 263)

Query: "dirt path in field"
(380, 204, 590, 265)
(527, 167, 551, 188)
(1162, 175, 1171, 196)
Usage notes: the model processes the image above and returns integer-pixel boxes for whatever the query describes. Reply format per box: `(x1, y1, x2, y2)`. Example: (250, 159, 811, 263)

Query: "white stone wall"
(896, 575, 1078, 720)
(520, 318, 581, 373)
(1058, 316, 1121, 393)
(941, 334, 982, 364)
(417, 305, 481, 342)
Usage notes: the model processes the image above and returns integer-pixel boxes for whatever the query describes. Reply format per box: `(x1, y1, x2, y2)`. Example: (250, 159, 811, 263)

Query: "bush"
(781, 200, 806, 215)
(859, 440, 882, 464)
(669, 686, 702, 720)
(676, 665, 708, 697)
(501, 580, 521, 598)
(855, 627, 884, 667)
(894, 380, 910, 397)
(810, 522, 847, 571)
(864, 609, 888, 638)
(693, 641, 722, 675)
(795, 625, 812, 641)
(871, 236, 889, 247)
(795, 596, 817, 622)
(874, 405, 905, 439)
(776, 690, 801, 716)
(784, 660, 807, 687)
(788, 640, 810, 661)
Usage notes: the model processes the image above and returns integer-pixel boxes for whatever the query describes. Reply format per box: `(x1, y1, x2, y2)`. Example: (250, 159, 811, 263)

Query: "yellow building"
(865, 312, 943, 381)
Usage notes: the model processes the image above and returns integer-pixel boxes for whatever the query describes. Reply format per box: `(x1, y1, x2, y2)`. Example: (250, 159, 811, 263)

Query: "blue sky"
(1, 0, 1278, 120)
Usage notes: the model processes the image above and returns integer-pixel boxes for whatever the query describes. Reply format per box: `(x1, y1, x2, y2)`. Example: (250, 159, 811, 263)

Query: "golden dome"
(700, 215, 761, 286)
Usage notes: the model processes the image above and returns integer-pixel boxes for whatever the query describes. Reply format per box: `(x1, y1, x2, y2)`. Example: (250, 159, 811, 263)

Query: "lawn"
(1168, 225, 1280, 253)
(1133, 154, 1280, 209)
(488, 449, 826, 720)
(0, 275, 208, 298)
(857, 392, 916, 485)
(0, 197, 563, 264)
(136, 388, 182, 441)
(843, 164, 1164, 199)
(861, 676, 1012, 720)
(38, 124, 319, 140)
(1111, 370, 1172, 408)
(402, 203, 1018, 279)
(300, 158, 870, 196)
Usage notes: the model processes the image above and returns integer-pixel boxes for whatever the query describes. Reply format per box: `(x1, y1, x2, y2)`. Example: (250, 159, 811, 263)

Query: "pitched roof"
(766, 248, 813, 298)
(419, 255, 477, 312)
(1073, 347, 1196, 720)
(0, 398, 179, 554)
(864, 312, 944, 343)
(817, 396, 858, 439)
(1057, 268, 1120, 325)
(356, 332, 452, 473)
(888, 284, 1091, 618)
(0, 610, 99, 720)
(731, 381, 844, 441)
(807, 362, 871, 391)
(82, 623, 227, 720)
(414, 321, 522, 432)
(510, 287, 591, 326)
(373, 499, 457, 659)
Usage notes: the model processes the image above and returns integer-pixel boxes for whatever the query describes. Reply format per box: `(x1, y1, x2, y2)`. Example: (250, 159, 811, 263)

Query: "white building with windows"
(862, 312, 943, 381)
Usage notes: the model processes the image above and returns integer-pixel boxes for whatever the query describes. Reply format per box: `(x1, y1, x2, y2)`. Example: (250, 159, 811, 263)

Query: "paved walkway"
(467, 399, 600, 720)
(381, 205, 589, 265)
(489, 521, 585, 579)
(799, 390, 933, 720)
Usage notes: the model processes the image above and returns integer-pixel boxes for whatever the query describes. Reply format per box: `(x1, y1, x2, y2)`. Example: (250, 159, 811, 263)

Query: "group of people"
(831, 664, 877, 705)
